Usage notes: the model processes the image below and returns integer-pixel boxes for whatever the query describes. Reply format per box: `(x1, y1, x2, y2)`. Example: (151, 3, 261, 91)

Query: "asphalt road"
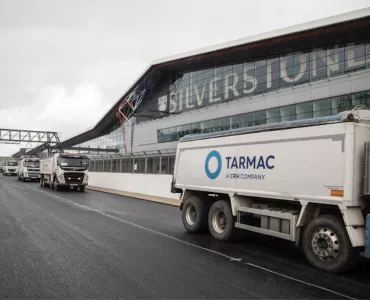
(0, 175, 369, 299)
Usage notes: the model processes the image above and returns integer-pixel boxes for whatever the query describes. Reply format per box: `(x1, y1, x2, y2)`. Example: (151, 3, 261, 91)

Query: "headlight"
(58, 175, 65, 183)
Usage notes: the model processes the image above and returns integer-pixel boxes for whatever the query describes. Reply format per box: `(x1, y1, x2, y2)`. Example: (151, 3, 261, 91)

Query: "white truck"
(17, 158, 40, 181)
(2, 160, 18, 176)
(171, 109, 370, 273)
(40, 153, 89, 192)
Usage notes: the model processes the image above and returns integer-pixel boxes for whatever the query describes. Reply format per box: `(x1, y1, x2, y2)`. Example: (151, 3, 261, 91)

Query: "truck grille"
(64, 173, 84, 184)
(8, 169, 16, 172)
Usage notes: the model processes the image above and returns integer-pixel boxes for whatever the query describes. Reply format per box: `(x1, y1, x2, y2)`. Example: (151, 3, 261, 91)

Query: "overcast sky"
(0, 0, 368, 155)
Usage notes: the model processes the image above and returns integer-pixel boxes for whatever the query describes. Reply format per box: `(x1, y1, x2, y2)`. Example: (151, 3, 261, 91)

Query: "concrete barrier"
(87, 172, 181, 206)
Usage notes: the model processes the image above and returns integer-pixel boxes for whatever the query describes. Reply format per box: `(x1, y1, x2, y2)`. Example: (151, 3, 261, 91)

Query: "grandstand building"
(61, 8, 370, 175)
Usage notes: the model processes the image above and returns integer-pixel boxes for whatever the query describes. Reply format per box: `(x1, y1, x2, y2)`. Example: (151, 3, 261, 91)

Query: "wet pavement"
(0, 175, 369, 299)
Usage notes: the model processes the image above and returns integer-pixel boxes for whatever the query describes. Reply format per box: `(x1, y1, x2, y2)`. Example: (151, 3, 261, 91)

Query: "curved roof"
(61, 7, 370, 148)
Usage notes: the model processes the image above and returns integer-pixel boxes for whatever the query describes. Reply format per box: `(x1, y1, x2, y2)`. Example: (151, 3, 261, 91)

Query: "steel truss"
(0, 128, 60, 144)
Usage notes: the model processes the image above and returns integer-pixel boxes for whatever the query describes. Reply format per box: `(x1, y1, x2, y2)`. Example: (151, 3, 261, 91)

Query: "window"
(352, 91, 367, 107)
(240, 113, 253, 127)
(313, 98, 331, 117)
(255, 59, 267, 94)
(280, 53, 294, 88)
(254, 110, 266, 125)
(219, 117, 230, 131)
(345, 43, 366, 72)
(367, 43, 370, 69)
(157, 90, 369, 143)
(327, 46, 345, 78)
(293, 52, 310, 86)
(192, 122, 201, 134)
(169, 127, 177, 141)
(200, 121, 209, 133)
(296, 102, 313, 120)
(280, 105, 296, 122)
(231, 115, 241, 129)
(311, 48, 327, 82)
(209, 119, 218, 133)
(266, 107, 280, 123)
(183, 124, 191, 136)
(176, 125, 184, 140)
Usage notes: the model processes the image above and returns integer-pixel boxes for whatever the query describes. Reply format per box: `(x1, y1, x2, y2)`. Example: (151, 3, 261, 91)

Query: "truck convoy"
(40, 153, 89, 192)
(2, 160, 18, 176)
(171, 109, 370, 273)
(17, 158, 40, 181)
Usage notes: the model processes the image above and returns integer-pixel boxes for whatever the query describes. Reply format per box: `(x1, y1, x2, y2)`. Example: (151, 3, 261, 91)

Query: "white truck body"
(172, 109, 370, 273)
(174, 115, 368, 207)
(17, 158, 40, 181)
(40, 153, 89, 191)
(3, 160, 18, 176)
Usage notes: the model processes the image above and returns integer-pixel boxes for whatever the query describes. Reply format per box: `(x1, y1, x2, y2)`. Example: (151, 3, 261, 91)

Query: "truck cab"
(40, 153, 89, 192)
(17, 158, 40, 181)
(3, 161, 18, 176)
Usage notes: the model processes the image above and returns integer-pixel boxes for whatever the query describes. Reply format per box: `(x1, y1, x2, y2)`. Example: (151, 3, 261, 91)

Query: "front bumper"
(56, 183, 87, 188)
(25, 173, 40, 179)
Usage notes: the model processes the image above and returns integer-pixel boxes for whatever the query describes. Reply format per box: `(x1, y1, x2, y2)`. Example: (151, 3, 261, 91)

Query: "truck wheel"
(208, 200, 238, 242)
(79, 186, 85, 192)
(17, 173, 20, 181)
(53, 178, 59, 191)
(182, 196, 209, 233)
(22, 174, 26, 182)
(302, 215, 356, 273)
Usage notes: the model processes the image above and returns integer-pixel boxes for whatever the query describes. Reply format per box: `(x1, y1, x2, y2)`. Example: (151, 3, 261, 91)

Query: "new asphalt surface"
(0, 175, 369, 299)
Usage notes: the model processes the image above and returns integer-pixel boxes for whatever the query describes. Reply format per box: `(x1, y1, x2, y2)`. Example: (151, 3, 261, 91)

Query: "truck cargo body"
(40, 153, 89, 192)
(17, 158, 40, 181)
(172, 110, 370, 273)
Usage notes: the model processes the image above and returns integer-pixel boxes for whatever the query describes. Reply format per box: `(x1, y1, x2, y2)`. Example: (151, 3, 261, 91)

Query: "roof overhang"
(61, 7, 370, 148)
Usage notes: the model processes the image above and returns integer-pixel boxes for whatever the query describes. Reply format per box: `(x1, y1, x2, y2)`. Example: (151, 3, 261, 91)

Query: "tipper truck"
(17, 158, 40, 181)
(40, 153, 89, 192)
(3, 160, 18, 176)
(171, 109, 370, 273)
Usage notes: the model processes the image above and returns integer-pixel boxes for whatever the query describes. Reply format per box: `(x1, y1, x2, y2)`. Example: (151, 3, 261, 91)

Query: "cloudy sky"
(0, 0, 368, 155)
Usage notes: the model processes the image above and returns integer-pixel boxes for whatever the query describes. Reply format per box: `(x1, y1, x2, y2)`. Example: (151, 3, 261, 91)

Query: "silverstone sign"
(158, 43, 366, 113)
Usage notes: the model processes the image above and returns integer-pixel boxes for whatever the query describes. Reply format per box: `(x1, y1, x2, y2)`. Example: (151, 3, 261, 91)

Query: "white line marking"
(246, 263, 357, 300)
(26, 184, 357, 300)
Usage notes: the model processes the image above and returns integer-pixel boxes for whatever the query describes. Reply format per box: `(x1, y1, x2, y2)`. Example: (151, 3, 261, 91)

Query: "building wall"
(130, 69, 370, 152)
(75, 42, 370, 155)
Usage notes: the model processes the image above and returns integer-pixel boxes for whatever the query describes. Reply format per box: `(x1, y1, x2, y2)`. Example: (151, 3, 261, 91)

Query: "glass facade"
(75, 121, 123, 151)
(157, 90, 370, 143)
(162, 42, 370, 114)
(73, 42, 370, 153)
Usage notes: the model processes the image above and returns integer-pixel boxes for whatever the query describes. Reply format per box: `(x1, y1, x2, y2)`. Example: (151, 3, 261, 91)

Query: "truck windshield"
(59, 158, 88, 167)
(24, 161, 40, 167)
(6, 162, 17, 166)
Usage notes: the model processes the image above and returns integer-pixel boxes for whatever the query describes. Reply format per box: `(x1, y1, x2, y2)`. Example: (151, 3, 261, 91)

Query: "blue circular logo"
(205, 150, 222, 179)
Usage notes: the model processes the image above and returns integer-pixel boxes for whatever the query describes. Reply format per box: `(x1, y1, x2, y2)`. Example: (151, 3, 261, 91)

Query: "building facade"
(63, 8, 370, 175)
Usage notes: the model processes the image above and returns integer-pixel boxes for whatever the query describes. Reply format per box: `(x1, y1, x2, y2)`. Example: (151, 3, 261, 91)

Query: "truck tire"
(208, 200, 238, 242)
(22, 173, 26, 182)
(182, 195, 210, 233)
(302, 215, 356, 273)
(53, 178, 59, 191)
(17, 173, 21, 181)
(79, 186, 85, 192)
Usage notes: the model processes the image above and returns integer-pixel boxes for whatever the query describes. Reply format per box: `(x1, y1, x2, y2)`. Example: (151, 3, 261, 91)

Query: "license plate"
(70, 184, 78, 186)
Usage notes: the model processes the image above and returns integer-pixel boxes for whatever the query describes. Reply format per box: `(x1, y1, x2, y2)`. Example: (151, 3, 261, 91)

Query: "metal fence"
(87, 149, 176, 175)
